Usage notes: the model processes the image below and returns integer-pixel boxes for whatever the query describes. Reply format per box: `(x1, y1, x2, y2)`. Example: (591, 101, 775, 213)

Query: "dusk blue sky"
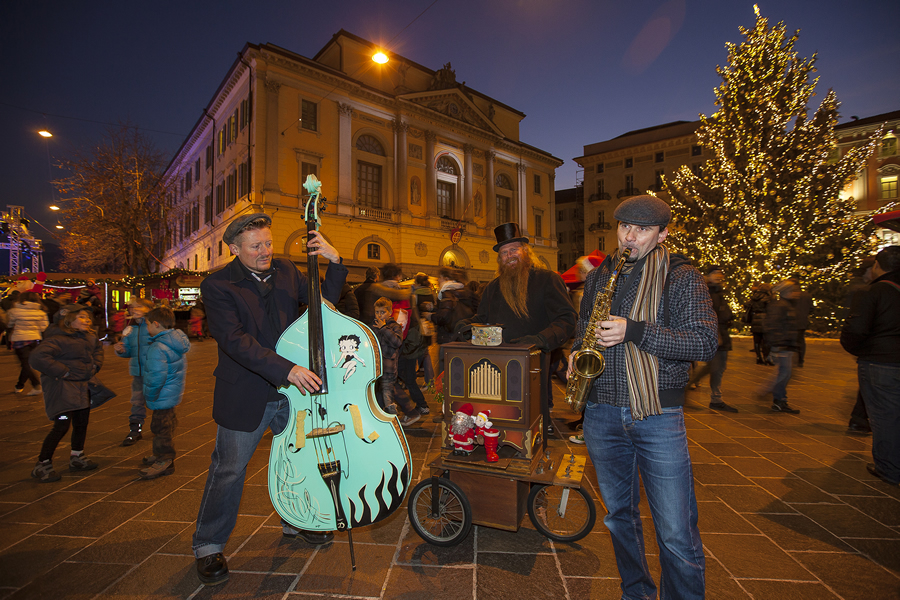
(2, 0, 898, 247)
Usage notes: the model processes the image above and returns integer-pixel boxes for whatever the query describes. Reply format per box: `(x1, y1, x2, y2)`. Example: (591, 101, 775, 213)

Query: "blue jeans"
(584, 403, 705, 600)
(858, 360, 900, 485)
(193, 398, 290, 558)
(129, 376, 146, 426)
(763, 349, 794, 401)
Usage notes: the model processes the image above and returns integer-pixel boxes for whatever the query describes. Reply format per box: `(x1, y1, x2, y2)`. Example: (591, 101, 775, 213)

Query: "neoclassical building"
(161, 31, 563, 281)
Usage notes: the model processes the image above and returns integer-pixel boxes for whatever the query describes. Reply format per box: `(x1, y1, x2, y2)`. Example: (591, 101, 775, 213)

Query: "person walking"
(28, 304, 104, 482)
(688, 266, 739, 412)
(744, 282, 773, 365)
(7, 291, 48, 395)
(759, 280, 801, 414)
(113, 298, 155, 446)
(841, 246, 900, 487)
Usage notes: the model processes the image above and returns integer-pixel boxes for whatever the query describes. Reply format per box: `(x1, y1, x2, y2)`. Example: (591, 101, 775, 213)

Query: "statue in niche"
(428, 63, 457, 91)
(474, 191, 482, 216)
(410, 177, 422, 205)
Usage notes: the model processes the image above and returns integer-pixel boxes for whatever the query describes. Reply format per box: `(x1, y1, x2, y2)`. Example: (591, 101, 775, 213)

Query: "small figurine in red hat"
(450, 403, 475, 455)
(474, 409, 500, 462)
(31, 272, 47, 294)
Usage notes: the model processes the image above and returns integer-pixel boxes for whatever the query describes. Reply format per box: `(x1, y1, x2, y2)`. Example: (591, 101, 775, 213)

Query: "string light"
(664, 8, 894, 332)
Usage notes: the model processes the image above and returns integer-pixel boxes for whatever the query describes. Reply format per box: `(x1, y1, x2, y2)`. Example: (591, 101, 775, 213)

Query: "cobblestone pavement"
(0, 336, 898, 599)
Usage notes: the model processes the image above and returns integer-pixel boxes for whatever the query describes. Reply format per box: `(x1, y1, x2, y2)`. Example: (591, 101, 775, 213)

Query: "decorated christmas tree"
(664, 7, 887, 331)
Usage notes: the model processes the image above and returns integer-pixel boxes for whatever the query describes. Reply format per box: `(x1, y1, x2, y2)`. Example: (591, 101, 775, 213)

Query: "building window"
(691, 163, 702, 176)
(625, 174, 634, 192)
(655, 152, 664, 163)
(206, 144, 213, 169)
(301, 99, 318, 132)
(496, 173, 513, 190)
(437, 181, 456, 218)
(557, 232, 564, 244)
(496, 195, 510, 223)
(597, 179, 605, 195)
(558, 209, 564, 221)
(597, 236, 605, 251)
(230, 109, 238, 143)
(217, 129, 225, 156)
(881, 137, 897, 157)
(655, 169, 664, 188)
(207, 247, 211, 262)
(240, 97, 251, 130)
(357, 161, 382, 207)
(691, 145, 702, 156)
(216, 182, 225, 214)
(625, 157, 633, 169)
(226, 172, 237, 207)
(534, 213, 542, 238)
(367, 243, 380, 260)
(596, 163, 604, 174)
(356, 134, 385, 156)
(204, 194, 212, 224)
(218, 240, 223, 255)
(192, 201, 200, 232)
(301, 162, 317, 185)
(195, 159, 201, 182)
(534, 174, 542, 194)
(183, 212, 191, 240)
(881, 175, 898, 199)
(437, 156, 458, 174)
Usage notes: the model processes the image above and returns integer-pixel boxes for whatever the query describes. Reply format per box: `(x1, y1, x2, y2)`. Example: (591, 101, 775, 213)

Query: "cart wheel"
(407, 477, 472, 547)
(527, 484, 595, 543)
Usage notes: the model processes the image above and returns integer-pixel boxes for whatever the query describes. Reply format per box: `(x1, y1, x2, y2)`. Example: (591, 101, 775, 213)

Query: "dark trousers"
(849, 389, 869, 427)
(797, 330, 807, 365)
(15, 342, 41, 388)
(150, 408, 178, 460)
(398, 356, 427, 410)
(752, 332, 770, 362)
(39, 407, 91, 462)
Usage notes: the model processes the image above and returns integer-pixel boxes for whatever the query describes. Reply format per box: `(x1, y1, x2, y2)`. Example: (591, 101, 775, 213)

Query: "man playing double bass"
(192, 212, 347, 586)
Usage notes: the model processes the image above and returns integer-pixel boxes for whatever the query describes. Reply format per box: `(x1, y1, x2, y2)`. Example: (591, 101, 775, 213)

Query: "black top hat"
(493, 222, 529, 252)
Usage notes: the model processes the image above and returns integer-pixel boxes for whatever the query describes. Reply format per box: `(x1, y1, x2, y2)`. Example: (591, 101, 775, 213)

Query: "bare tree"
(53, 125, 172, 275)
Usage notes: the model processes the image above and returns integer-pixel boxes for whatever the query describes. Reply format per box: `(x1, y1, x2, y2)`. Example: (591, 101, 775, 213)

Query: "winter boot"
(69, 454, 99, 471)
(483, 429, 500, 463)
(31, 460, 61, 483)
(139, 458, 175, 480)
(122, 423, 142, 446)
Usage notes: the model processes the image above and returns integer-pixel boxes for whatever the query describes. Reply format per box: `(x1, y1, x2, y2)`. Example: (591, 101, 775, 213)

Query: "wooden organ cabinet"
(440, 342, 545, 475)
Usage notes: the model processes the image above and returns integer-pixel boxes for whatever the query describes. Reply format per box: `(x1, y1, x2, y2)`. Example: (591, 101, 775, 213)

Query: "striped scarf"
(623, 245, 670, 420)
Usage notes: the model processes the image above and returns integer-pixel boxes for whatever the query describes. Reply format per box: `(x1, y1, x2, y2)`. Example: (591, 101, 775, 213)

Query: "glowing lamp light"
(50, 205, 60, 211)
(38, 130, 53, 138)
(372, 51, 389, 64)
(55, 224, 64, 229)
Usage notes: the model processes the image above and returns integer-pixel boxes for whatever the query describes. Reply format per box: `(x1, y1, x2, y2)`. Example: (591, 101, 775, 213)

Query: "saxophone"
(565, 247, 632, 412)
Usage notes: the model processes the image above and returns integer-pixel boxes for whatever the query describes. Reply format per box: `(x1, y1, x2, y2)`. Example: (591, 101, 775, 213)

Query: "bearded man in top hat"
(464, 222, 576, 436)
(569, 195, 717, 600)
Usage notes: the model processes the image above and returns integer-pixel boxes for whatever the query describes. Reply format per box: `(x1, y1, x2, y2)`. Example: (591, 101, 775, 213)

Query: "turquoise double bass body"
(268, 176, 411, 537)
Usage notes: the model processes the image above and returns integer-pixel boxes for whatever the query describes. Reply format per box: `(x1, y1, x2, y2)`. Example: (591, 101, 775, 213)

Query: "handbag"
(88, 376, 117, 408)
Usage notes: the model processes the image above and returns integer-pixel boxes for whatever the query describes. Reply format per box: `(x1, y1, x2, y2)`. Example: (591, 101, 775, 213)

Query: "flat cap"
(223, 212, 271, 245)
(613, 195, 671, 228)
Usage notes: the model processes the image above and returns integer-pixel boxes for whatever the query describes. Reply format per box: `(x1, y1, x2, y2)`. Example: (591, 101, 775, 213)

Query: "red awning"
(873, 209, 900, 233)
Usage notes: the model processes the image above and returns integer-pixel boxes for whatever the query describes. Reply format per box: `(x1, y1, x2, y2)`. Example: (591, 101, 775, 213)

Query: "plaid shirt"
(572, 252, 718, 408)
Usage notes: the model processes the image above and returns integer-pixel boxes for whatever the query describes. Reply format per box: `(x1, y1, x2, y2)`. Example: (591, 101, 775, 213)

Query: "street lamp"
(372, 51, 389, 64)
(38, 130, 52, 138)
(49, 205, 60, 211)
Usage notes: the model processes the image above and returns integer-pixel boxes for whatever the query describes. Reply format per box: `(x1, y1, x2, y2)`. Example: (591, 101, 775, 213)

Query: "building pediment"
(399, 89, 501, 135)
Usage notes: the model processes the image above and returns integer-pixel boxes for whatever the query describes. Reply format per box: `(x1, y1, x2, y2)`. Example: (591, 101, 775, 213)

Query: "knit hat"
(223, 212, 271, 245)
(613, 195, 671, 228)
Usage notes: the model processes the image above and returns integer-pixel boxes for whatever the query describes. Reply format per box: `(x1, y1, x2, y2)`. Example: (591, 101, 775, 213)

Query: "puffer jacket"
(115, 319, 152, 376)
(7, 301, 49, 342)
(572, 252, 718, 408)
(143, 328, 191, 410)
(764, 298, 798, 351)
(841, 269, 900, 363)
(29, 324, 104, 420)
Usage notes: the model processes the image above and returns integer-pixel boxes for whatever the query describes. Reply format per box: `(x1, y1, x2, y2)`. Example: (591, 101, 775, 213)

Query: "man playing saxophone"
(568, 195, 717, 600)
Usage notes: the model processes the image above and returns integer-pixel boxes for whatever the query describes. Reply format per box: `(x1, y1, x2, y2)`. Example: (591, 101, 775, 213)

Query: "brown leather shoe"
(196, 552, 229, 585)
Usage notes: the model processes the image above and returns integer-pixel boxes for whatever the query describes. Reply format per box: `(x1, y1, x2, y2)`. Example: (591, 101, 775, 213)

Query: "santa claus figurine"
(450, 403, 475, 455)
(474, 410, 501, 463)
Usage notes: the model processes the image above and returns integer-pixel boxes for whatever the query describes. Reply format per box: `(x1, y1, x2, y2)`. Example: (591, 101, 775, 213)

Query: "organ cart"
(407, 341, 596, 546)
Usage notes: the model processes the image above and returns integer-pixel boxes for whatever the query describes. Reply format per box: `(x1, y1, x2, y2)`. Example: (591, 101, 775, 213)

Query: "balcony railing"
(440, 218, 469, 230)
(617, 188, 640, 199)
(357, 206, 393, 222)
(588, 192, 611, 203)
(588, 221, 612, 232)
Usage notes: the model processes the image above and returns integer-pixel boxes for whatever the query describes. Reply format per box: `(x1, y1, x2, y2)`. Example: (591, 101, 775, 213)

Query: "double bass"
(268, 175, 411, 567)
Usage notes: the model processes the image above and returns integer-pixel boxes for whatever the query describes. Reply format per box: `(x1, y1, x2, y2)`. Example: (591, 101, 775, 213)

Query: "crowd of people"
(3, 202, 897, 597)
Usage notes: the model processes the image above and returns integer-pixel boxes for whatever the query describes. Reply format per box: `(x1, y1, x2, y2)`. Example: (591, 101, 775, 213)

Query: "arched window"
(437, 156, 458, 174)
(496, 173, 513, 189)
(356, 135, 385, 156)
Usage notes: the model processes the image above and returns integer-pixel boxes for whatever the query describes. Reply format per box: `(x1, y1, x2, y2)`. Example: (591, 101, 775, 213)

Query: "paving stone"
(702, 533, 816, 580)
(789, 551, 900, 599)
(4, 561, 131, 600)
(790, 503, 900, 539)
(476, 552, 567, 600)
(738, 579, 841, 599)
(743, 513, 855, 552)
(704, 484, 795, 514)
(382, 564, 473, 600)
(294, 541, 395, 596)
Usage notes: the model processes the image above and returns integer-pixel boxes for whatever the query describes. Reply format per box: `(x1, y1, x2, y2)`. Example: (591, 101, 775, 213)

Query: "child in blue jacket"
(139, 307, 191, 479)
(113, 298, 155, 446)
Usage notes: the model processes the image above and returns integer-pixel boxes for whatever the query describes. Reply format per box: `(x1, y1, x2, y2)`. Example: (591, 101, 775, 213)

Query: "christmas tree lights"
(664, 8, 892, 332)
